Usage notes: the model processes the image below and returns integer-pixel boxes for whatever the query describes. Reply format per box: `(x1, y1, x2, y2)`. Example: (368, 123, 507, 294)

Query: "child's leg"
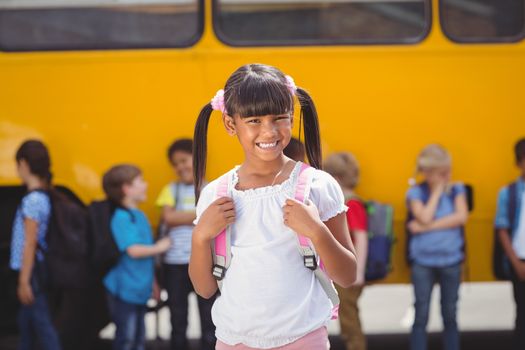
(335, 284, 366, 350)
(410, 263, 436, 350)
(164, 263, 192, 350)
(197, 292, 217, 350)
(511, 275, 525, 350)
(31, 292, 62, 350)
(438, 264, 461, 350)
(133, 304, 147, 350)
(17, 304, 35, 350)
(108, 293, 139, 350)
(345, 286, 366, 350)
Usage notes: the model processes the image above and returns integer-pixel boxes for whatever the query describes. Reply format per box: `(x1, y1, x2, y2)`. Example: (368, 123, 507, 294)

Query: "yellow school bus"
(0, 0, 524, 288)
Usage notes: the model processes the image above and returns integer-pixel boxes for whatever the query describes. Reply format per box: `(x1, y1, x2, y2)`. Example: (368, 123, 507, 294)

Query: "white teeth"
(258, 142, 277, 149)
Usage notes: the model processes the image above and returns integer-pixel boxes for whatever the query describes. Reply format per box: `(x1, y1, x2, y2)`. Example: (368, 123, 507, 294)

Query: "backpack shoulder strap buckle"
(301, 246, 318, 270)
(212, 264, 226, 280)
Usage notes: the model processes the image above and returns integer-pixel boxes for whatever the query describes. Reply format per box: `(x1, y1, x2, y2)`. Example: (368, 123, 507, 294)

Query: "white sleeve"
(193, 181, 217, 226)
(308, 169, 348, 222)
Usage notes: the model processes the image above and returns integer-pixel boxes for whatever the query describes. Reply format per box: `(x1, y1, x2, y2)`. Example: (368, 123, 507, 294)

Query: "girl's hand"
(17, 281, 34, 305)
(194, 197, 235, 242)
(408, 220, 427, 234)
(283, 198, 324, 240)
(430, 180, 446, 195)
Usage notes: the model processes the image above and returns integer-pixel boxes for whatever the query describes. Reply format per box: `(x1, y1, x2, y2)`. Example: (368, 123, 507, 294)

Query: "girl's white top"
(194, 162, 347, 348)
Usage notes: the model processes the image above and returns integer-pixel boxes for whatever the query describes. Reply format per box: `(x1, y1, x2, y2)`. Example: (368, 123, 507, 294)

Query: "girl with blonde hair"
(406, 144, 469, 350)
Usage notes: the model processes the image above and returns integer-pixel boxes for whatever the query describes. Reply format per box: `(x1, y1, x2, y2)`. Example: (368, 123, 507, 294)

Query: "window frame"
(212, 0, 433, 47)
(439, 0, 525, 44)
(0, 0, 205, 52)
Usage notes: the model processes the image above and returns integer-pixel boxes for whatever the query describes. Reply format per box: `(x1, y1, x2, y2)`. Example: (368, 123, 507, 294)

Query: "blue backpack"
(350, 197, 395, 282)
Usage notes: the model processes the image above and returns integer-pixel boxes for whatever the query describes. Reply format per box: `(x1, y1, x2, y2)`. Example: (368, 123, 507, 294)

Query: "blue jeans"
(410, 263, 461, 350)
(106, 293, 147, 350)
(17, 263, 61, 350)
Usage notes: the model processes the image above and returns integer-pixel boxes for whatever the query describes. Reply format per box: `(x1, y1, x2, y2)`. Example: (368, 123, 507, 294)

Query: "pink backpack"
(211, 163, 340, 319)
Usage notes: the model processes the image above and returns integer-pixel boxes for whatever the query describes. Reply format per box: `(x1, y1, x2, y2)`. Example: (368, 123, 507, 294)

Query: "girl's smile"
(226, 113, 292, 162)
(256, 140, 280, 150)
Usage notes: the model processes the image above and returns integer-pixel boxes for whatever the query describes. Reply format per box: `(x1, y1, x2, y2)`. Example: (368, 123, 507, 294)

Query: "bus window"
(0, 0, 203, 51)
(440, 0, 525, 43)
(213, 0, 430, 46)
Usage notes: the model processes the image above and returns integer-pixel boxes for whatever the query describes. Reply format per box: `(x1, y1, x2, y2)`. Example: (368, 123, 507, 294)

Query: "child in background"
(102, 164, 171, 350)
(495, 138, 525, 350)
(156, 139, 216, 350)
(406, 144, 468, 350)
(325, 152, 368, 350)
(283, 137, 306, 162)
(10, 139, 61, 350)
(190, 63, 357, 349)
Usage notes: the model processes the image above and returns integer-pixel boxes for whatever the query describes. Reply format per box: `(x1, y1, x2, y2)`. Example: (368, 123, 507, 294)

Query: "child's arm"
(284, 199, 357, 288)
(493, 186, 525, 278)
(408, 193, 468, 234)
(189, 197, 235, 299)
(352, 230, 368, 286)
(409, 183, 445, 225)
(161, 206, 196, 227)
(498, 228, 525, 280)
(18, 218, 38, 305)
(127, 237, 171, 258)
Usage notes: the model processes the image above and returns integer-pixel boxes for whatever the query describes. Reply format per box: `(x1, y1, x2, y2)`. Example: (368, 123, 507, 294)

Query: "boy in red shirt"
(325, 152, 368, 350)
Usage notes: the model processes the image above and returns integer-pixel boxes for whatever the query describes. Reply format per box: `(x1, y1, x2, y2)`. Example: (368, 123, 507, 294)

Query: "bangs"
(225, 75, 293, 118)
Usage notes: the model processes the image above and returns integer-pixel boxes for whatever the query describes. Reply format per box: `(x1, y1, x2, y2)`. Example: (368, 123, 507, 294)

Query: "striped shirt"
(156, 182, 195, 264)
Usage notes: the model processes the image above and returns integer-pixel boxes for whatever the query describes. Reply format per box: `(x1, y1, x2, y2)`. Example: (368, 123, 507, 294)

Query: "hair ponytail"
(193, 103, 214, 202)
(295, 88, 322, 169)
(45, 171, 53, 190)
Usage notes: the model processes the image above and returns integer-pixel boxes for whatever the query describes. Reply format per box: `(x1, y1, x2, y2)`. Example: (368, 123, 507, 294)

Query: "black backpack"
(88, 200, 120, 279)
(43, 189, 91, 289)
(493, 183, 517, 280)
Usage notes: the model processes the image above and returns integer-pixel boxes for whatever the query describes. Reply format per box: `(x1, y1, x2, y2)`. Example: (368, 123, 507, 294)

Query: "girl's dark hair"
(15, 139, 53, 188)
(167, 138, 193, 163)
(193, 63, 322, 200)
(283, 137, 306, 162)
(515, 138, 525, 164)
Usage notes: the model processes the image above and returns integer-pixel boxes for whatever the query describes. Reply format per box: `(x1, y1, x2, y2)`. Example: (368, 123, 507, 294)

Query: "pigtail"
(295, 87, 322, 169)
(44, 170, 53, 190)
(193, 103, 214, 202)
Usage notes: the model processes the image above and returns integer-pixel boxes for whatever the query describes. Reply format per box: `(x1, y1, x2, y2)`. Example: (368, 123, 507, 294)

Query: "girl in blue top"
(406, 144, 469, 350)
(10, 140, 61, 350)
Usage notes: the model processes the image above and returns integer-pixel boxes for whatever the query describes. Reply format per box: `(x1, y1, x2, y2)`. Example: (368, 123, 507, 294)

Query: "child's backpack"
(350, 197, 394, 282)
(211, 163, 340, 319)
(43, 188, 91, 289)
(88, 200, 121, 278)
(493, 182, 517, 280)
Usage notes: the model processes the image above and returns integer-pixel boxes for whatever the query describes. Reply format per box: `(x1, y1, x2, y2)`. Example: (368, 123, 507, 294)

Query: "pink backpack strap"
(295, 163, 318, 270)
(212, 173, 232, 282)
(294, 163, 340, 319)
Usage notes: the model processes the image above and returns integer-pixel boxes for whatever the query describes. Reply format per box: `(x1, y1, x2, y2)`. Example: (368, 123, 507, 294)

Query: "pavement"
(1, 282, 516, 349)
